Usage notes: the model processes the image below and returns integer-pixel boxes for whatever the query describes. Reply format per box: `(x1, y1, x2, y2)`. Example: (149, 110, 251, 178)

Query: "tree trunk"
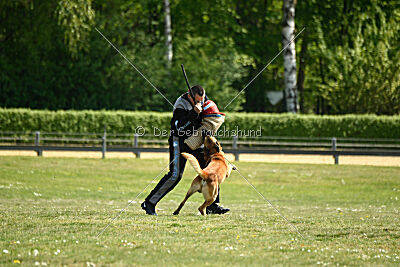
(282, 0, 298, 113)
(297, 31, 308, 113)
(164, 0, 173, 67)
(318, 56, 326, 115)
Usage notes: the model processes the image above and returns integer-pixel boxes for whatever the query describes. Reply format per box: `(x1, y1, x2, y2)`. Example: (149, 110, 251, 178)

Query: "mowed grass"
(0, 156, 399, 266)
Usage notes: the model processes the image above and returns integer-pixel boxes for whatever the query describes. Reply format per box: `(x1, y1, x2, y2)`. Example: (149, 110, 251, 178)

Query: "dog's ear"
(202, 130, 210, 141)
(203, 130, 213, 137)
(214, 142, 220, 152)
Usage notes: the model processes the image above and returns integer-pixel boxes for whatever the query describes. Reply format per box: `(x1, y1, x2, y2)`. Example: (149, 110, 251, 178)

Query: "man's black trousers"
(145, 136, 220, 205)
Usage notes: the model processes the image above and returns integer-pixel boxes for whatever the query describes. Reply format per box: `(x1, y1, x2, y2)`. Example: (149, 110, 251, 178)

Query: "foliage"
(297, 0, 400, 114)
(56, 0, 95, 55)
(0, 0, 399, 114)
(1, 108, 399, 139)
(227, 113, 400, 138)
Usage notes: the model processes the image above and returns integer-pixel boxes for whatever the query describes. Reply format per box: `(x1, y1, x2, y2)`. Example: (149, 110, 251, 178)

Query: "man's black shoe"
(141, 201, 157, 216)
(206, 203, 230, 215)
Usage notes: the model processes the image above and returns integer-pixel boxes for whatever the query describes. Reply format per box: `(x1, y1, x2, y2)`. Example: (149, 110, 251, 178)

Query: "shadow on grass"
(314, 231, 352, 241)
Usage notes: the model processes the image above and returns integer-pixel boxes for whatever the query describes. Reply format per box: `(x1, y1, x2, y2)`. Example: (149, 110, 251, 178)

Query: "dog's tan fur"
(173, 136, 233, 215)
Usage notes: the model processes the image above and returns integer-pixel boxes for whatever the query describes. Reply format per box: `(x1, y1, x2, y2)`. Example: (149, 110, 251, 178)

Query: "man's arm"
(173, 108, 199, 131)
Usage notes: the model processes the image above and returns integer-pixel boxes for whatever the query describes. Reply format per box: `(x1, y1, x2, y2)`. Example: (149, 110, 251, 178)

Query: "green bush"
(224, 113, 400, 138)
(0, 108, 399, 139)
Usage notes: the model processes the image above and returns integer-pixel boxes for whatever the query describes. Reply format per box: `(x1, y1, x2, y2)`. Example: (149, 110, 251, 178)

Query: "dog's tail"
(181, 152, 207, 179)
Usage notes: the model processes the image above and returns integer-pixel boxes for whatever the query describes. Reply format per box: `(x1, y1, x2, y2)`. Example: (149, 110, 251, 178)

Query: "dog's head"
(203, 135, 222, 157)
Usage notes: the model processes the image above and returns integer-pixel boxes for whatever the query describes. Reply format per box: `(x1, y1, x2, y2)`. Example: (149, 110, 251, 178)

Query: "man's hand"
(194, 102, 202, 114)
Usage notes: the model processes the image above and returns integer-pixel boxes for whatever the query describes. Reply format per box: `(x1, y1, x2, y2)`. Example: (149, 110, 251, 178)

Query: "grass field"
(1, 156, 399, 266)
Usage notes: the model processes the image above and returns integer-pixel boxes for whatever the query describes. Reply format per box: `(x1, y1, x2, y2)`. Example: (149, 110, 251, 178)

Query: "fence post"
(102, 125, 106, 159)
(35, 131, 42, 156)
(134, 134, 140, 158)
(233, 135, 239, 161)
(332, 137, 339, 165)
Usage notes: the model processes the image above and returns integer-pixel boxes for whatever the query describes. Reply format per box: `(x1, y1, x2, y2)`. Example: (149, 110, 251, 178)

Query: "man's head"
(189, 85, 205, 105)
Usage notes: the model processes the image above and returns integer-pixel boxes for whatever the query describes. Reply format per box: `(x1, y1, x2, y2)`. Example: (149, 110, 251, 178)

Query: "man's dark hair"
(190, 85, 205, 96)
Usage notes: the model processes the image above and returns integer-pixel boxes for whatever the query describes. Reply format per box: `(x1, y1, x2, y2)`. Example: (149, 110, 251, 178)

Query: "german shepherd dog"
(173, 136, 233, 215)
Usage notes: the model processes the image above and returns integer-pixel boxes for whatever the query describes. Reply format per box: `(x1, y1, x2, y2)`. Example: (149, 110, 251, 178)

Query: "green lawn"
(0, 156, 399, 266)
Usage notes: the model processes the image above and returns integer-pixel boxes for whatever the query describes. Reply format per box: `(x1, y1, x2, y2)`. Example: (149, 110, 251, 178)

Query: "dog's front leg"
(226, 164, 235, 178)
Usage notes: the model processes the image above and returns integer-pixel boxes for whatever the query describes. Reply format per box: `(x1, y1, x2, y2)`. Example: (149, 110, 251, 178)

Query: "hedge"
(0, 108, 399, 139)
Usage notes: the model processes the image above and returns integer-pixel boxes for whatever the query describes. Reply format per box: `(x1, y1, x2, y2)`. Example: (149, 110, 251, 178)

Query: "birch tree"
(164, 0, 173, 67)
(56, 0, 95, 56)
(282, 0, 298, 113)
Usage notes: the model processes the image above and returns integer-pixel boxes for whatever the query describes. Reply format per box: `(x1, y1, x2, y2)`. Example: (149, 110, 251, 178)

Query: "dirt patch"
(236, 154, 400, 166)
(0, 150, 399, 166)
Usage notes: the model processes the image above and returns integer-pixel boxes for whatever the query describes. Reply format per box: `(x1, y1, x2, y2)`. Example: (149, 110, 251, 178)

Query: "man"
(141, 85, 229, 215)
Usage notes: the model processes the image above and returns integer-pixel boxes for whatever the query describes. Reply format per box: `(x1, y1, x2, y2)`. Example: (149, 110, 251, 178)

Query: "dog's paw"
(172, 211, 179, 215)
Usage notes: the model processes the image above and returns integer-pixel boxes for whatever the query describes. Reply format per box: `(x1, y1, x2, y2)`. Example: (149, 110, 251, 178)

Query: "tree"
(56, 0, 95, 56)
(1, 0, 399, 114)
(282, 0, 298, 113)
(305, 0, 400, 114)
(163, 0, 173, 67)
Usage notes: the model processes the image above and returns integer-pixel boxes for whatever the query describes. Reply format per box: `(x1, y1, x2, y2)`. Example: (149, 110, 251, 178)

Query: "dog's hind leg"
(198, 183, 218, 216)
(173, 177, 201, 215)
(198, 198, 214, 216)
